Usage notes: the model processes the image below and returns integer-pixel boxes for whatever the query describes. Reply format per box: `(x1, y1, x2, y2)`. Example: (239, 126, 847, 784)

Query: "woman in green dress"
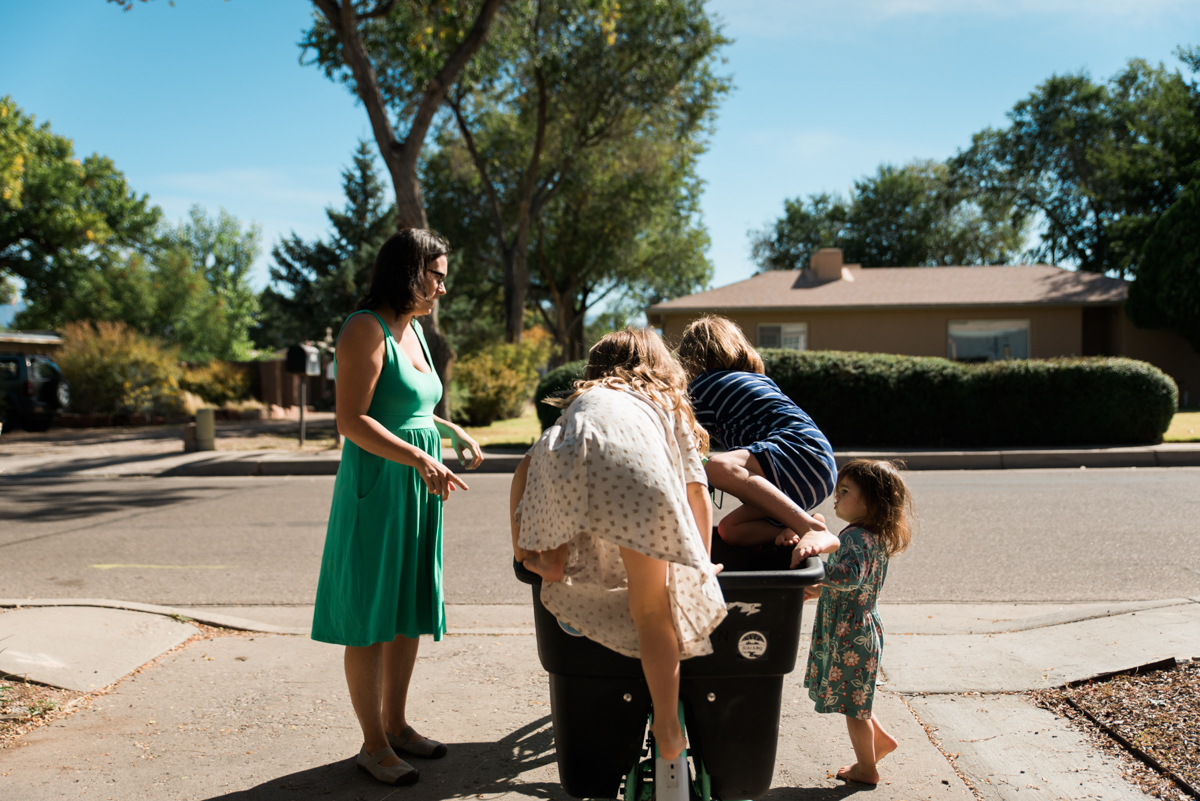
(312, 229, 483, 787)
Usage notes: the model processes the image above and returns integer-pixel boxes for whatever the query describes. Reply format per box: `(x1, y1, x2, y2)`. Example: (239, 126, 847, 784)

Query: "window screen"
(757, 323, 808, 351)
(947, 319, 1030, 362)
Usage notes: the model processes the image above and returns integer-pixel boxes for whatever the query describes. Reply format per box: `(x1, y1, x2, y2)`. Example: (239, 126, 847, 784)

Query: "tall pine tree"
(254, 141, 395, 350)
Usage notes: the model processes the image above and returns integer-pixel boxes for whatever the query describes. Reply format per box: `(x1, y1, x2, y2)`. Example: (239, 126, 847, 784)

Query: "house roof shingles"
(647, 265, 1129, 313)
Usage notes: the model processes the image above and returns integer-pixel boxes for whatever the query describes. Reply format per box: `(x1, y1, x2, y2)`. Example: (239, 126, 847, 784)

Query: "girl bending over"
(510, 329, 725, 760)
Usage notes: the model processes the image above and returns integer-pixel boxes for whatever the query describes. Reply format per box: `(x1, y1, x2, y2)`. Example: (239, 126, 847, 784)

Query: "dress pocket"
(356, 448, 385, 501)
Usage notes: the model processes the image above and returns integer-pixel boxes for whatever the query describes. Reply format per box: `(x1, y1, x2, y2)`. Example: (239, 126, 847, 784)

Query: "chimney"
(810, 248, 859, 281)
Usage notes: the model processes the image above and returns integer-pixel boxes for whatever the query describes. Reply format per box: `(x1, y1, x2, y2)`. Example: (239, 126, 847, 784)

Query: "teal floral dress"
(804, 524, 889, 719)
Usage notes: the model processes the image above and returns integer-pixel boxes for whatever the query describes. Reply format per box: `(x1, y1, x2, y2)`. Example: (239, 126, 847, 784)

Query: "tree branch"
(450, 97, 509, 249)
(403, 0, 506, 156)
(356, 0, 396, 20)
(310, 0, 401, 165)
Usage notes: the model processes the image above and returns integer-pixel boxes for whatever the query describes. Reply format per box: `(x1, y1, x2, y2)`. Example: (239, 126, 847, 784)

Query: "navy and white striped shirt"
(689, 369, 836, 510)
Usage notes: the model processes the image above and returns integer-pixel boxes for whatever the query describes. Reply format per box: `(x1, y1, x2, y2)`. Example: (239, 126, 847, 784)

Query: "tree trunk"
(311, 0, 506, 421)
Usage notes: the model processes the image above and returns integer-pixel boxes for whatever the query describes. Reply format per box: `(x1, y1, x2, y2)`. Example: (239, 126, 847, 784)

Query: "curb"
(3, 446, 1198, 478)
(0, 598, 309, 636)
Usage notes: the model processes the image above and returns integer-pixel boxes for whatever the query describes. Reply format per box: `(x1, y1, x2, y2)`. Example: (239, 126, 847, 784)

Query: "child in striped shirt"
(677, 315, 840, 566)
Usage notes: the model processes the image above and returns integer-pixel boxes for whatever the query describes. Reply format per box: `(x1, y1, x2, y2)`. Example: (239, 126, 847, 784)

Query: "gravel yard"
(1033, 660, 1199, 801)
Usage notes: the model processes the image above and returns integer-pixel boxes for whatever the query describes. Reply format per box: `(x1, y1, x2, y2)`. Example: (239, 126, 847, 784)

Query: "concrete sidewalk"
(3, 598, 1196, 800)
(4, 442, 1200, 478)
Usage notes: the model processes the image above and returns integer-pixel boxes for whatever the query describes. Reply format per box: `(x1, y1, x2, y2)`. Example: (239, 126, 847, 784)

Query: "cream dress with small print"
(517, 385, 727, 659)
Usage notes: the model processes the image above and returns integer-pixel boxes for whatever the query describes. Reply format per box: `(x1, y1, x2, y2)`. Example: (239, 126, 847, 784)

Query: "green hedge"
(762, 350, 1177, 447)
(534, 351, 1178, 446)
(534, 360, 587, 430)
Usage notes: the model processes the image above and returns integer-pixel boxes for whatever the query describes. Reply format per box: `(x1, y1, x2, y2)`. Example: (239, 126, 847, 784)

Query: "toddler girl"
(805, 459, 914, 785)
(510, 328, 725, 760)
(677, 315, 840, 565)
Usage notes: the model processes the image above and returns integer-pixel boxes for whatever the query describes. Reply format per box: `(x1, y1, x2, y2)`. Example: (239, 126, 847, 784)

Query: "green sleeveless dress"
(311, 311, 446, 647)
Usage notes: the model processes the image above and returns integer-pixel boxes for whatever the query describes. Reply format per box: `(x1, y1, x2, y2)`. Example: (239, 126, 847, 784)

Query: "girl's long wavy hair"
(555, 328, 709, 455)
(838, 459, 915, 556)
(677, 314, 765, 382)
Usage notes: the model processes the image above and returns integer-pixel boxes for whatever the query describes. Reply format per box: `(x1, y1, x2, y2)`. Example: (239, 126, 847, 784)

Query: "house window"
(947, 319, 1030, 362)
(758, 323, 808, 351)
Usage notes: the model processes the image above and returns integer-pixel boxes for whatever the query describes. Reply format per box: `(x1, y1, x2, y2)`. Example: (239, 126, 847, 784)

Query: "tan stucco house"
(646, 249, 1200, 404)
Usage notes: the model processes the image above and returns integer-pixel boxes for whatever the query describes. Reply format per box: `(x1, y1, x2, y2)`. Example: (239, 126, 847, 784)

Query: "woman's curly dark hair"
(359, 228, 450, 314)
(837, 459, 915, 556)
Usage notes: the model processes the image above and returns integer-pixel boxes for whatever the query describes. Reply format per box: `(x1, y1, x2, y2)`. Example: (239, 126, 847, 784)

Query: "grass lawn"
(444, 404, 542, 449)
(1165, 410, 1200, 442)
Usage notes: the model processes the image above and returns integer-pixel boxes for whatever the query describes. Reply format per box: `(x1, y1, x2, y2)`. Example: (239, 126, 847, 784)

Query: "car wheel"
(56, 380, 70, 410)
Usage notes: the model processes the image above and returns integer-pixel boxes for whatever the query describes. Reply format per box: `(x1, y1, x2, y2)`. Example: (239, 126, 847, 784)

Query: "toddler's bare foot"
(836, 762, 880, 785)
(875, 729, 898, 764)
(522, 554, 564, 583)
(651, 718, 686, 761)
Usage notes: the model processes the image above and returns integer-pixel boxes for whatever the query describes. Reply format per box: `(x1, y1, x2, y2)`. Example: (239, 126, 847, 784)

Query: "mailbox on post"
(286, 343, 320, 445)
(286, 343, 320, 377)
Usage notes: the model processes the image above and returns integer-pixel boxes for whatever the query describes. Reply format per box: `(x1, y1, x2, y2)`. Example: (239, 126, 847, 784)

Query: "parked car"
(0, 352, 70, 432)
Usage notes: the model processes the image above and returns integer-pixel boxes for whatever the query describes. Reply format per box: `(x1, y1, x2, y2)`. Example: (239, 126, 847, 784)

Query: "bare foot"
(774, 527, 799, 548)
(651, 718, 686, 761)
(836, 762, 880, 785)
(522, 554, 564, 583)
(874, 729, 898, 764)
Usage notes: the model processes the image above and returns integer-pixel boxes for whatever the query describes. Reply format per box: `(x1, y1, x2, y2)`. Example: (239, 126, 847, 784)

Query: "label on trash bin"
(737, 631, 768, 659)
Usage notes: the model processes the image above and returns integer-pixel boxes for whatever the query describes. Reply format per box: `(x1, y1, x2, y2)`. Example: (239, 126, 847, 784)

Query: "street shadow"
(0, 478, 225, 524)
(760, 783, 875, 800)
(203, 717, 571, 801)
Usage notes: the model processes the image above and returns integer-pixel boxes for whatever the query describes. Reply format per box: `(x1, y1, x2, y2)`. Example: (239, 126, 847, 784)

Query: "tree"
(524, 135, 713, 362)
(1126, 179, 1200, 352)
(950, 55, 1200, 276)
(255, 141, 395, 350)
(751, 160, 1026, 271)
(159, 205, 262, 360)
(1, 95, 161, 324)
(302, 0, 507, 415)
(438, 0, 729, 342)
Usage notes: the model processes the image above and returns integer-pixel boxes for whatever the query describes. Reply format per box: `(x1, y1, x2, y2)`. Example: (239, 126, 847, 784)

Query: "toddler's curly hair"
(838, 459, 915, 556)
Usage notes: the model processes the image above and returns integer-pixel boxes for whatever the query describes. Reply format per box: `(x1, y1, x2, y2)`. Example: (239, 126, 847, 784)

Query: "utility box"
(287, 343, 320, 376)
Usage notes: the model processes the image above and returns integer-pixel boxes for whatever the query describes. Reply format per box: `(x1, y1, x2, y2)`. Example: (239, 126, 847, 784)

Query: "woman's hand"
(418, 454, 470, 500)
(804, 585, 822, 602)
(448, 425, 484, 470)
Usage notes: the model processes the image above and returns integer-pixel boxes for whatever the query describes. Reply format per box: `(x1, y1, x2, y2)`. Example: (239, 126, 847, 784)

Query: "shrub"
(533, 359, 586, 430)
(762, 350, 1177, 447)
(180, 361, 253, 407)
(452, 328, 556, 427)
(56, 321, 184, 415)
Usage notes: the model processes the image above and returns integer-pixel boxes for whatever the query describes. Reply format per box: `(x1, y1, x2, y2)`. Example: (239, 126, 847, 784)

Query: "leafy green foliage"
(950, 57, 1200, 276)
(763, 350, 1177, 447)
(180, 361, 253, 407)
(0, 96, 161, 323)
(532, 358, 585, 430)
(451, 327, 555, 426)
(751, 160, 1026, 271)
(1126, 179, 1200, 352)
(255, 141, 394, 350)
(55, 321, 184, 416)
(160, 205, 261, 361)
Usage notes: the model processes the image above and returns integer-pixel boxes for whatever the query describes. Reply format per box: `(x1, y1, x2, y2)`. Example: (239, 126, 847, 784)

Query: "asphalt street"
(1, 467, 1199, 606)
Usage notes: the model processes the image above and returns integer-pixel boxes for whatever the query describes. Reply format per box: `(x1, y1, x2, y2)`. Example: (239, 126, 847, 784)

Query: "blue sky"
(2, 0, 1198, 322)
